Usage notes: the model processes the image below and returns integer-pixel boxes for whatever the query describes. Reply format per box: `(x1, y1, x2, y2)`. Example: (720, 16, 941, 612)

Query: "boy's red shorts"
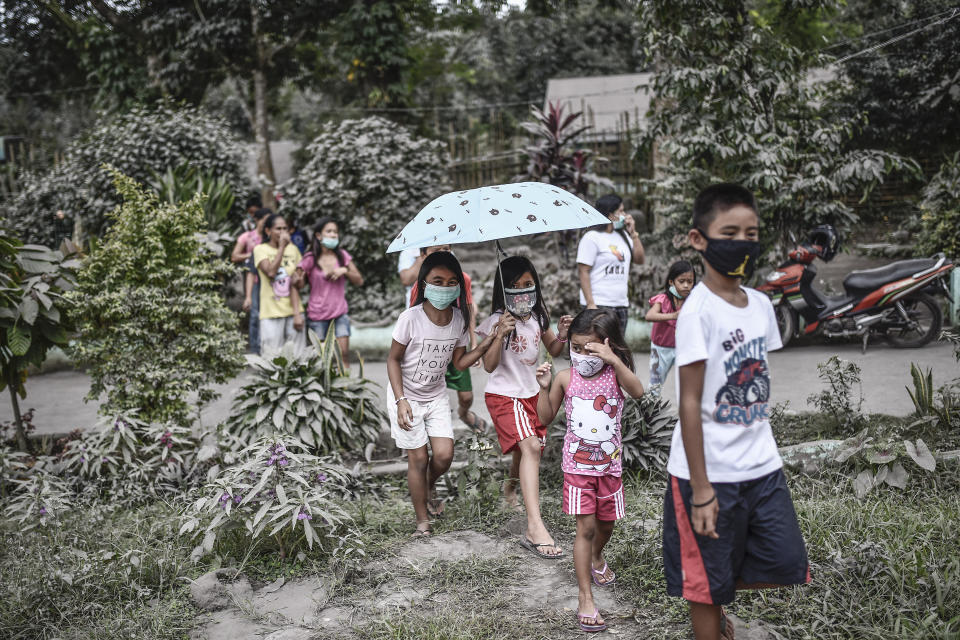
(484, 393, 546, 454)
(562, 472, 625, 521)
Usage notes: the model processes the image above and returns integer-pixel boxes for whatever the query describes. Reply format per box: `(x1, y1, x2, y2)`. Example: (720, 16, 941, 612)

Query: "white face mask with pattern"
(570, 350, 604, 377)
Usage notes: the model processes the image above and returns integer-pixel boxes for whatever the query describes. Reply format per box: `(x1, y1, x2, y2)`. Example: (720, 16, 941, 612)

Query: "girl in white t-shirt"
(387, 251, 498, 537)
(477, 256, 572, 558)
(576, 194, 645, 334)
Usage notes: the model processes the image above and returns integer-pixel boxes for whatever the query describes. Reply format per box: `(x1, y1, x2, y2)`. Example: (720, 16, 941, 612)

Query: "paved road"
(5, 341, 957, 437)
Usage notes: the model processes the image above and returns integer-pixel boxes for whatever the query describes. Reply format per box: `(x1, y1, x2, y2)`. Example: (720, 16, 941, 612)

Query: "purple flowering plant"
(180, 436, 355, 562)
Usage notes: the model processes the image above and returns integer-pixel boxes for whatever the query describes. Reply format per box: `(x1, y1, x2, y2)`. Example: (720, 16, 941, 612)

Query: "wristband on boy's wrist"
(395, 396, 408, 406)
(692, 493, 717, 508)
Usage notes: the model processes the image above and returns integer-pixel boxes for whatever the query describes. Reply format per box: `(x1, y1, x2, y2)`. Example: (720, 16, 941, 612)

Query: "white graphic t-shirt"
(576, 230, 633, 307)
(666, 283, 784, 483)
(476, 311, 542, 398)
(392, 305, 470, 402)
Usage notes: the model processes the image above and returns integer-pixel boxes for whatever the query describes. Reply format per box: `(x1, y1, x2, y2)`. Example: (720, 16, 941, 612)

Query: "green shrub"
(916, 152, 960, 258)
(59, 412, 216, 503)
(0, 230, 79, 451)
(833, 427, 938, 499)
(3, 103, 252, 247)
(223, 336, 386, 454)
(279, 116, 449, 322)
(2, 471, 73, 532)
(66, 169, 245, 424)
(179, 436, 362, 562)
(619, 393, 676, 473)
(807, 356, 865, 435)
(149, 162, 240, 259)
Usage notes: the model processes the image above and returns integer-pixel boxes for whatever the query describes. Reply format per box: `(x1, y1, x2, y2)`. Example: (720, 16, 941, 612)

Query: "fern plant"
(222, 331, 385, 454)
(619, 393, 676, 473)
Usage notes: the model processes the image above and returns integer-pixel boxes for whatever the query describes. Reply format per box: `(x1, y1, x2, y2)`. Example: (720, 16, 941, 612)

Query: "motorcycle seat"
(843, 258, 937, 294)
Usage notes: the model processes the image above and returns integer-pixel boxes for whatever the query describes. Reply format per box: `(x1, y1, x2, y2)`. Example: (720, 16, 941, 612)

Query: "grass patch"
(610, 465, 960, 639)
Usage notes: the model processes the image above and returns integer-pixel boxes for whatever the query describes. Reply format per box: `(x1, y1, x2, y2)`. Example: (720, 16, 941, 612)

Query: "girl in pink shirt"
(477, 256, 571, 559)
(645, 260, 696, 394)
(295, 218, 363, 367)
(535, 309, 645, 633)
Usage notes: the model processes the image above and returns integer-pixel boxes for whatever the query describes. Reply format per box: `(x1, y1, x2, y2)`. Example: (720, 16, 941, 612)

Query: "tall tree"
(837, 0, 960, 160)
(638, 0, 914, 256)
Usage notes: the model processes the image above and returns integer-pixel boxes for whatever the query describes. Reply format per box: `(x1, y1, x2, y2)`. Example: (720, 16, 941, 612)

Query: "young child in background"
(387, 251, 498, 537)
(477, 256, 571, 559)
(535, 309, 645, 632)
(645, 260, 696, 394)
(409, 245, 486, 440)
(296, 217, 363, 369)
(664, 184, 809, 640)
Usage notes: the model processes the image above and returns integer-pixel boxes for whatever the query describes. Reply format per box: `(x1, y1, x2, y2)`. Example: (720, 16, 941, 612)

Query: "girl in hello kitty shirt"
(536, 309, 645, 633)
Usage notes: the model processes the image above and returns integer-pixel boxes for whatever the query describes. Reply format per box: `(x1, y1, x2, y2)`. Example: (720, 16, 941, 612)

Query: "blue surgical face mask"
(321, 237, 339, 249)
(669, 285, 686, 299)
(612, 215, 625, 230)
(424, 283, 461, 310)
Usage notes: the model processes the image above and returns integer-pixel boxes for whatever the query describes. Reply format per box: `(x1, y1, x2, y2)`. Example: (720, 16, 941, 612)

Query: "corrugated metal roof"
(543, 73, 653, 142)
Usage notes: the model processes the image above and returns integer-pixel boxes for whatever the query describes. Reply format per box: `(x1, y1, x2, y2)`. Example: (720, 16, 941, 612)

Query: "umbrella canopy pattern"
(385, 182, 609, 253)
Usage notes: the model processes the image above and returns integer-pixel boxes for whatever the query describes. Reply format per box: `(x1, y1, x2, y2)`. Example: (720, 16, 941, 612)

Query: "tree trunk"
(8, 372, 28, 453)
(251, 2, 277, 209)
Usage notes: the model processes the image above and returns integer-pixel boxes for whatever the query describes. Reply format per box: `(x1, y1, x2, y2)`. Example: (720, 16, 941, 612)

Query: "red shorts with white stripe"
(484, 393, 546, 454)
(562, 472, 625, 521)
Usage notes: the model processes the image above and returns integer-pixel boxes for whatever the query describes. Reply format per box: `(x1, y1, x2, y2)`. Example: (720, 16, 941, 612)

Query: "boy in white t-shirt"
(663, 184, 809, 640)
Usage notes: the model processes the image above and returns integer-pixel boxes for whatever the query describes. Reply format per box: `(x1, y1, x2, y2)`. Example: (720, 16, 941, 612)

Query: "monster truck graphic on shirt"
(713, 357, 771, 426)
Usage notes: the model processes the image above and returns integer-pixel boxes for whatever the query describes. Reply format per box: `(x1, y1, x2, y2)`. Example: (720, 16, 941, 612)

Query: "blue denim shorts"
(308, 314, 351, 339)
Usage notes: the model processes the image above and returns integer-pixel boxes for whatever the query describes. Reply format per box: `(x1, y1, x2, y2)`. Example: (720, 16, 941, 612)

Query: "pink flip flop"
(576, 609, 607, 632)
(591, 562, 617, 587)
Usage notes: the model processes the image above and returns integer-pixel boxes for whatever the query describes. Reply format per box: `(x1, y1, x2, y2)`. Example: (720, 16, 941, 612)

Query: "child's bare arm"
(481, 315, 513, 372)
(452, 330, 498, 370)
(612, 359, 645, 398)
(543, 314, 572, 356)
(646, 302, 678, 322)
(677, 361, 718, 539)
(387, 340, 413, 430)
(536, 366, 567, 426)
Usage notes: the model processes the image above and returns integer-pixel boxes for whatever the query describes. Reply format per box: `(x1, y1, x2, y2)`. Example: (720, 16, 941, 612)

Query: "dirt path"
(188, 524, 779, 639)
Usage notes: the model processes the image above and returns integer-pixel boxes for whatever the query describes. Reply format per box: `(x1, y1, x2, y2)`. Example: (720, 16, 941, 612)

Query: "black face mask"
(697, 232, 762, 279)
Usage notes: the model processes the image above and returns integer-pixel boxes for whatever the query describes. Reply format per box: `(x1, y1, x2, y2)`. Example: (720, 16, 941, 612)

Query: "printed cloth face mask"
(698, 232, 762, 279)
(321, 237, 339, 249)
(424, 283, 461, 310)
(570, 350, 605, 377)
(504, 286, 537, 317)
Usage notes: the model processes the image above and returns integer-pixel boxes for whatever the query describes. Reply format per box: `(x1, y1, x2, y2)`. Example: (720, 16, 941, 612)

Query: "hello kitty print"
(562, 364, 623, 477)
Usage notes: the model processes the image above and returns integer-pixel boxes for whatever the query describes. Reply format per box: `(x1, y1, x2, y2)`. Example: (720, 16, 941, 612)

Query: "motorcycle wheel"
(775, 304, 797, 347)
(883, 292, 942, 348)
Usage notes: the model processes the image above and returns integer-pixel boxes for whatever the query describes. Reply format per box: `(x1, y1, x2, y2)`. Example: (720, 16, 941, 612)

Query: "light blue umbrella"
(385, 182, 609, 253)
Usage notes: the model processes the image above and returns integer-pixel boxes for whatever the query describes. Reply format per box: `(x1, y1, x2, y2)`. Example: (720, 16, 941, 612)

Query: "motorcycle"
(757, 225, 955, 351)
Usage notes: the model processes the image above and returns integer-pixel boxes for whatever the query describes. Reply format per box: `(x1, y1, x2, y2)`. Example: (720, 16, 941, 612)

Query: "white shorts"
(260, 317, 301, 355)
(387, 387, 454, 450)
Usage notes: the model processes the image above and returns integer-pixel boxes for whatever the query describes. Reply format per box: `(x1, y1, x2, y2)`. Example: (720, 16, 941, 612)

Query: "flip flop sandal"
(576, 609, 607, 632)
(591, 562, 617, 587)
(518, 535, 563, 559)
(411, 523, 432, 538)
(720, 607, 735, 640)
(426, 499, 445, 518)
